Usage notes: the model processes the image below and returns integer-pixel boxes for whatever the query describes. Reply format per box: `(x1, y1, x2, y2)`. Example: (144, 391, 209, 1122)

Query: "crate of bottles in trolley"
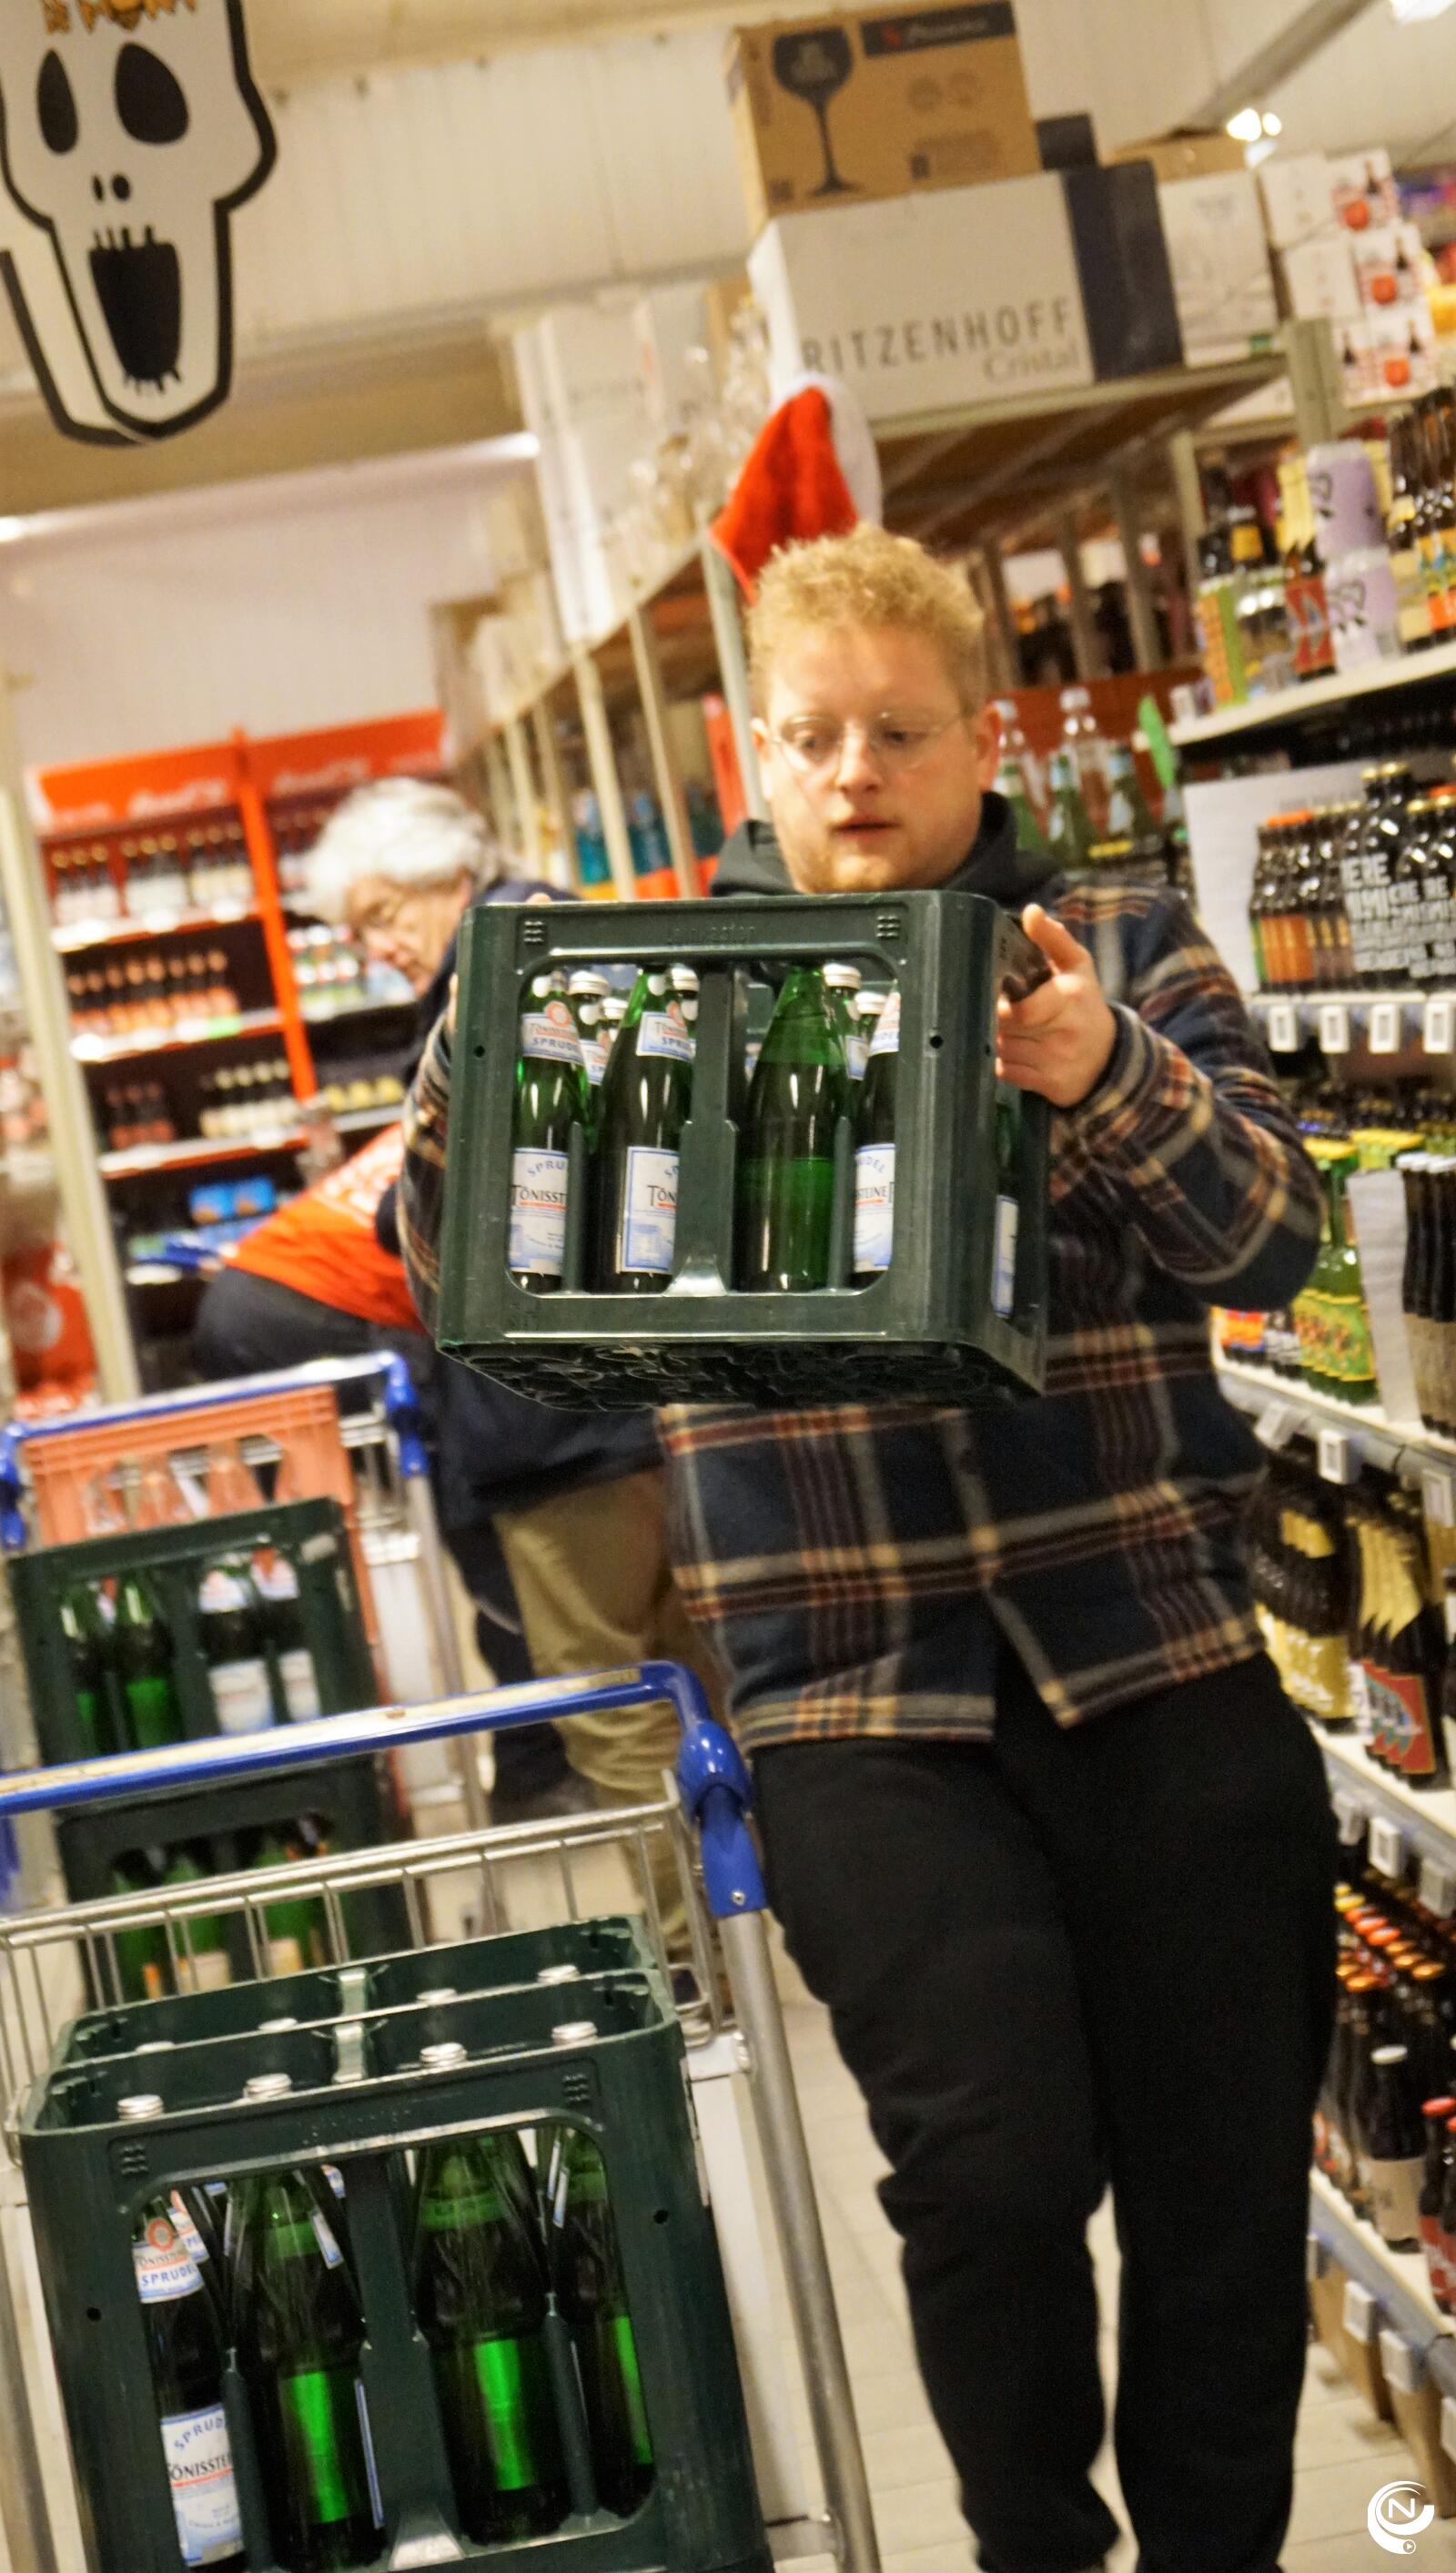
(438, 890, 1049, 1409)
(19, 1917, 770, 2573)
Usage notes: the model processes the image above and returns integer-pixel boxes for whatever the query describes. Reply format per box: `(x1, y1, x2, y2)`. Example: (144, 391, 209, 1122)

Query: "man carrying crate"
(396, 526, 1335, 2573)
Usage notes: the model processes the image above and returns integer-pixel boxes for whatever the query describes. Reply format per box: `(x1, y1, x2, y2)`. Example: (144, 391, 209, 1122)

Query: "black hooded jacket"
(708, 790, 1058, 910)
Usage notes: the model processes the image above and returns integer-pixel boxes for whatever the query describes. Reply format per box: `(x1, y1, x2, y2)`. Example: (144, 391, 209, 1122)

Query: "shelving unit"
(55, 902, 258, 957)
(1216, 1353, 1456, 1482)
(72, 1008, 283, 1067)
(1174, 633, 1456, 752)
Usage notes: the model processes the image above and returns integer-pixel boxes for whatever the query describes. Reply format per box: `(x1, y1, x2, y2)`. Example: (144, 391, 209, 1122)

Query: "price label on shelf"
(1369, 1814, 1407, 1879)
(1421, 1856, 1456, 1920)
(1255, 1403, 1299, 1451)
(1423, 1469, 1456, 1529)
(1317, 1426, 1357, 1484)
(1266, 1002, 1300, 1054)
(1318, 1003, 1350, 1055)
(1369, 1000, 1403, 1056)
(1331, 1791, 1368, 1849)
(1425, 997, 1456, 1056)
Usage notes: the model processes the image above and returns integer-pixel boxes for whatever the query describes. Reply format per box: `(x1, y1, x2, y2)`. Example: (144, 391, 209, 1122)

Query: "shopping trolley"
(0, 1666, 882, 2573)
(0, 1352, 488, 1894)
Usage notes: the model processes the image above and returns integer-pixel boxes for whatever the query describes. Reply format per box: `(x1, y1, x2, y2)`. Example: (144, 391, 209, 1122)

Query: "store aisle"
(779, 1994, 1456, 2573)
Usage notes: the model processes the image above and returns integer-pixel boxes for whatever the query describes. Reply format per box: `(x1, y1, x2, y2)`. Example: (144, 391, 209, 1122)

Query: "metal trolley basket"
(0, 1668, 881, 2573)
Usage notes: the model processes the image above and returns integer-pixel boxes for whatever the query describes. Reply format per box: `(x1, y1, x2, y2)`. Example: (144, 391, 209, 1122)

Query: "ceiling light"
(1261, 111, 1283, 137)
(1390, 0, 1456, 22)
(1226, 106, 1264, 143)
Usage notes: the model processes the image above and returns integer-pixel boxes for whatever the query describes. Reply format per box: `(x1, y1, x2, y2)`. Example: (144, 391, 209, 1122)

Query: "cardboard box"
(1157, 168, 1279, 366)
(512, 305, 652, 645)
(1258, 152, 1337, 252)
(749, 165, 1180, 424)
(1110, 127, 1246, 185)
(1279, 234, 1363, 324)
(1351, 221, 1428, 311)
(725, 3, 1041, 236)
(1337, 305, 1439, 410)
(1330, 146, 1401, 234)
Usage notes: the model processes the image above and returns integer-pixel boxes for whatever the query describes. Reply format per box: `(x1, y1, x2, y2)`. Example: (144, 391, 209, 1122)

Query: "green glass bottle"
(252, 1549, 321, 1723)
(111, 1849, 174, 2004)
(735, 967, 850, 1292)
(509, 972, 590, 1295)
(231, 2161, 379, 2573)
(823, 961, 867, 1079)
(164, 1846, 232, 1994)
(61, 1579, 115, 1758)
(592, 967, 696, 1293)
(1046, 747, 1096, 874)
(1294, 1149, 1378, 1406)
(996, 755, 1050, 860)
(414, 2124, 567, 2543)
(246, 1830, 328, 1978)
(547, 2128, 653, 2517)
(852, 988, 899, 1282)
(125, 2120, 245, 2571)
(114, 1568, 182, 1750)
(566, 970, 612, 1109)
(198, 1555, 274, 1737)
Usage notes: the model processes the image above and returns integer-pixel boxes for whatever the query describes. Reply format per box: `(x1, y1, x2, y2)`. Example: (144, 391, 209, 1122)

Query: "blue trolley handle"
(0, 1351, 430, 1550)
(0, 1661, 765, 1924)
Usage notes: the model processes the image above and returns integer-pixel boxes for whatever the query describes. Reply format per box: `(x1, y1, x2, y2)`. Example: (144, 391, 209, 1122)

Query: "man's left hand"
(996, 904, 1118, 1109)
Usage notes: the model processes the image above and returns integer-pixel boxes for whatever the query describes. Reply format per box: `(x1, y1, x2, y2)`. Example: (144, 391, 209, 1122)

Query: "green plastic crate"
(439, 891, 1049, 1409)
(8, 1495, 375, 1768)
(21, 1960, 771, 2573)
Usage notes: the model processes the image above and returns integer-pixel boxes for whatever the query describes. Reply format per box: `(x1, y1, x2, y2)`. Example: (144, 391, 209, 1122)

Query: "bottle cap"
(258, 2017, 298, 2034)
(416, 1987, 459, 2006)
(117, 2092, 164, 2120)
(243, 2072, 294, 2101)
(420, 2041, 467, 2070)
(551, 2020, 599, 2048)
(823, 961, 862, 990)
(567, 971, 610, 997)
(669, 965, 699, 992)
(537, 1963, 582, 1986)
(1372, 2043, 1410, 2064)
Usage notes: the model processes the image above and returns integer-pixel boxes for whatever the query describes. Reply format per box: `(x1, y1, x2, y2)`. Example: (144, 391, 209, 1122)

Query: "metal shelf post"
(504, 716, 545, 873)
(628, 603, 702, 902)
(531, 699, 579, 894)
(702, 540, 768, 826)
(571, 650, 637, 903)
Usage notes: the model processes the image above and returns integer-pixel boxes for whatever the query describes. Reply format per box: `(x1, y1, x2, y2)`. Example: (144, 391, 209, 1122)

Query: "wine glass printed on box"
(772, 30, 857, 198)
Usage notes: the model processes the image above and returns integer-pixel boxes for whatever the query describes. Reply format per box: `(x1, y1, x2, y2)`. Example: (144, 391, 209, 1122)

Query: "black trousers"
(753, 1645, 1337, 2573)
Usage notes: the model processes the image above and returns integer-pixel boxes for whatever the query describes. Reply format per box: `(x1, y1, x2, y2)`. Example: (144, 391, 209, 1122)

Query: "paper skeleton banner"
(0, 0, 276, 444)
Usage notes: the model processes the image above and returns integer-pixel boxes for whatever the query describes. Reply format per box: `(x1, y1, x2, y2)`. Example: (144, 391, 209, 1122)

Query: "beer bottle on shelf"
(124, 2110, 245, 2571)
(1439, 1569, 1456, 1783)
(60, 1578, 115, 1758)
(1362, 2043, 1427, 2250)
(510, 972, 588, 1295)
(1341, 1979, 1380, 2218)
(996, 755, 1049, 860)
(1389, 410, 1432, 655)
(823, 962, 867, 1079)
(1046, 748, 1096, 874)
(1432, 1162, 1456, 1440)
(163, 1846, 232, 1994)
(413, 2117, 567, 2542)
(566, 970, 612, 1099)
(198, 1555, 273, 1737)
(736, 967, 850, 1293)
(853, 988, 899, 1284)
(1401, 1155, 1441, 1431)
(547, 2126, 653, 2517)
(592, 967, 695, 1295)
(114, 1569, 183, 1750)
(231, 2151, 379, 2572)
(252, 1549, 321, 1724)
(1419, 394, 1455, 646)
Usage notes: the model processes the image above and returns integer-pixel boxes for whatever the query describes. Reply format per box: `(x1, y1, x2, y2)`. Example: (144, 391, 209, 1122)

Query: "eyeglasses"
(764, 713, 968, 783)
(347, 883, 408, 940)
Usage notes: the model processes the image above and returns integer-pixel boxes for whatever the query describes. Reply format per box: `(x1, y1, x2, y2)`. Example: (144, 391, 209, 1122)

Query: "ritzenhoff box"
(725, 2, 1040, 237)
(750, 173, 1094, 420)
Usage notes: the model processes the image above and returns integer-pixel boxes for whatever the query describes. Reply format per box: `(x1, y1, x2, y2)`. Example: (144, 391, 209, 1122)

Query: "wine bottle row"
(127, 2104, 652, 2570)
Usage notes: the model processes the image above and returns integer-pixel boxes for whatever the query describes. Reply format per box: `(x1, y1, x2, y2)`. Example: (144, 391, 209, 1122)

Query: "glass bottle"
(852, 988, 898, 1284)
(114, 1569, 182, 1750)
(592, 967, 695, 1294)
(546, 2126, 653, 2517)
(124, 2111, 245, 2571)
(509, 972, 589, 1296)
(735, 967, 849, 1293)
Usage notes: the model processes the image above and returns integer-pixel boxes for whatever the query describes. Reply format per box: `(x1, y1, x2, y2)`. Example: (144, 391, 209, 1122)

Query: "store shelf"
(73, 1008, 282, 1067)
(1319, 1729, 1456, 1889)
(1309, 2169, 1455, 2365)
(99, 1130, 308, 1181)
(1216, 1355, 1456, 1481)
(1171, 635, 1456, 750)
(1248, 988, 1456, 1059)
(55, 903, 258, 956)
(332, 1102, 402, 1136)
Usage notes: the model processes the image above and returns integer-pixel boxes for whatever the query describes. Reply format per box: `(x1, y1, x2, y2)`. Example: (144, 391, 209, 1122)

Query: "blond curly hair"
(747, 526, 987, 714)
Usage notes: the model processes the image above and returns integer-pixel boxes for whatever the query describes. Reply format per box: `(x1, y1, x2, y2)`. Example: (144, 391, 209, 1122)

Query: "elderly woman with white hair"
(303, 775, 554, 995)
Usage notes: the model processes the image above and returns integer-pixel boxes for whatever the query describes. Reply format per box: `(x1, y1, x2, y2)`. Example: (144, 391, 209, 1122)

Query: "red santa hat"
(711, 372, 883, 599)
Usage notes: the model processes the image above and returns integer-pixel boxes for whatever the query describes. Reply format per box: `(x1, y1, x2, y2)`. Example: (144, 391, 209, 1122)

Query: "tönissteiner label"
(509, 1148, 569, 1276)
(620, 1146, 680, 1276)
(992, 1194, 1019, 1318)
(521, 1002, 581, 1066)
(159, 2403, 242, 2566)
(135, 2218, 203, 2306)
(854, 1145, 895, 1273)
(637, 1007, 694, 1064)
(869, 990, 901, 1056)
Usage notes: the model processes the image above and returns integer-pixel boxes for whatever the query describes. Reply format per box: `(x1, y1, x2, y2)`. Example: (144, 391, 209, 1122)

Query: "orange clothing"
(228, 1124, 421, 1332)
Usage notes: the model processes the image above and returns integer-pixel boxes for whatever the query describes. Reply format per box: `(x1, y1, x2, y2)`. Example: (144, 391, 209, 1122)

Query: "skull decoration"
(0, 0, 275, 442)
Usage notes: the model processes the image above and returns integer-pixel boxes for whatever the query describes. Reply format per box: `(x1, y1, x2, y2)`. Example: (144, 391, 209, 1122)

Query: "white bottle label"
(992, 1195, 1019, 1319)
(844, 1033, 868, 1081)
(1369, 2153, 1425, 2246)
(210, 1656, 274, 1736)
(169, 2195, 210, 2264)
(310, 2207, 344, 2269)
(508, 1148, 569, 1276)
(868, 990, 901, 1057)
(268, 1932, 306, 1978)
(278, 1647, 321, 1723)
(854, 1145, 895, 1273)
(135, 2219, 203, 2306)
(580, 1035, 609, 1088)
(637, 1007, 694, 1064)
(176, 1947, 231, 1995)
(520, 1004, 581, 1066)
(620, 1146, 680, 1276)
(159, 2403, 242, 2566)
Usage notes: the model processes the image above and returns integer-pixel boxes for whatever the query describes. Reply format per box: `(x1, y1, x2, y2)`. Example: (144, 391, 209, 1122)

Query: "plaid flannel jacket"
(399, 855, 1321, 1758)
